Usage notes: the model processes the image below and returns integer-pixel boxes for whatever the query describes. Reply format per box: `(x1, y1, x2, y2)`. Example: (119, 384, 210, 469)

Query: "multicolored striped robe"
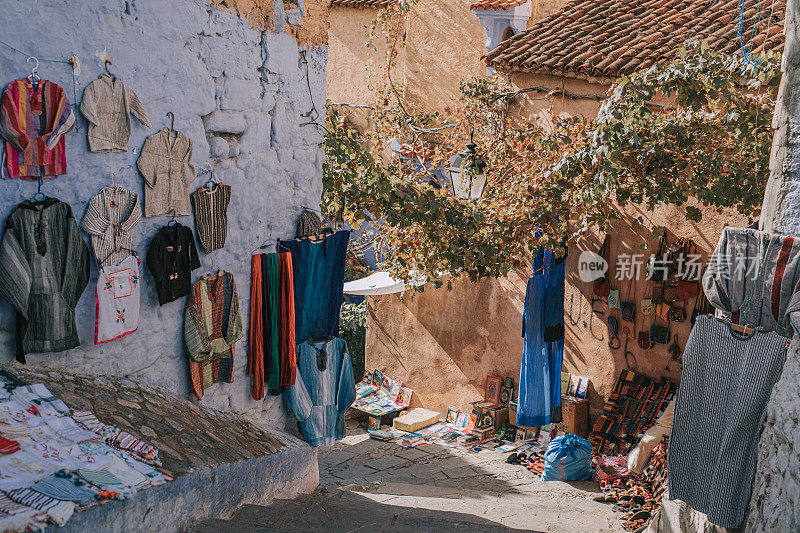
(184, 270, 243, 399)
(0, 79, 76, 179)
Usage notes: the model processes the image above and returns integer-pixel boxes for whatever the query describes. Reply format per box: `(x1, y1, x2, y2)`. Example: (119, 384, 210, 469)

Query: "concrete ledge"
(48, 427, 318, 533)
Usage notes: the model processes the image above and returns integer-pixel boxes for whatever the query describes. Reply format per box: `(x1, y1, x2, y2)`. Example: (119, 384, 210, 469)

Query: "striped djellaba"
(0, 198, 90, 362)
(190, 184, 231, 253)
(667, 315, 787, 528)
(0, 79, 76, 179)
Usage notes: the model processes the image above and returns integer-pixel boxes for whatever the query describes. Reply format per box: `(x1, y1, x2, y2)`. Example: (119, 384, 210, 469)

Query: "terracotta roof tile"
(329, 0, 397, 8)
(470, 0, 528, 9)
(485, 0, 785, 79)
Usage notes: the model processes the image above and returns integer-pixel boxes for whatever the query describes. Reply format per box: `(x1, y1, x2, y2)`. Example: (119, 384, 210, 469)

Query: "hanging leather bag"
(637, 328, 653, 350)
(663, 281, 680, 303)
(647, 231, 668, 282)
(668, 305, 686, 323)
(676, 239, 700, 299)
(593, 235, 611, 298)
(649, 315, 671, 345)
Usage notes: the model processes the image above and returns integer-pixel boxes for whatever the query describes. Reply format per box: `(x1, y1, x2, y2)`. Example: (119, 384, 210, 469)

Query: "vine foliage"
(323, 3, 779, 288)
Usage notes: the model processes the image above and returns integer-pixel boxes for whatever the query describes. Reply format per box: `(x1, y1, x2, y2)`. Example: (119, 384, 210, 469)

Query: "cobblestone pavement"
(193, 420, 623, 532)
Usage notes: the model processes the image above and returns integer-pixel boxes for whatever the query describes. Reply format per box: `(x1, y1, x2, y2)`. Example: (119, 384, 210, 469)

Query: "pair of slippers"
(506, 452, 528, 464)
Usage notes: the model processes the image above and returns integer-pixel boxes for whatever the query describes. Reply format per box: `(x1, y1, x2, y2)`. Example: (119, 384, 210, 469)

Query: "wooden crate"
(558, 396, 590, 437)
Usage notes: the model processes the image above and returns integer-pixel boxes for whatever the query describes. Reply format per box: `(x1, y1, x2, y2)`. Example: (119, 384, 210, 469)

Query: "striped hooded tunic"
(81, 186, 141, 266)
(0, 198, 90, 362)
(0, 79, 76, 179)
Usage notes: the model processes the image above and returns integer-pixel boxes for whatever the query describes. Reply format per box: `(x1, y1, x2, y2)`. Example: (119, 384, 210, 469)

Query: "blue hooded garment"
(516, 246, 566, 428)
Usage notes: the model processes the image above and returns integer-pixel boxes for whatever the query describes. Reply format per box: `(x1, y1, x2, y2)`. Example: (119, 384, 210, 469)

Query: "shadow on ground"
(192, 490, 538, 533)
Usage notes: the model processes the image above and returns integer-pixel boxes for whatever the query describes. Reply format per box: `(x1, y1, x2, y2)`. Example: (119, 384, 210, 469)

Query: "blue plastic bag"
(541, 433, 593, 482)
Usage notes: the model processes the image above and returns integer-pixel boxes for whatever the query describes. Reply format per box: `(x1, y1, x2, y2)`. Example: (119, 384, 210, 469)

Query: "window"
(502, 26, 516, 41)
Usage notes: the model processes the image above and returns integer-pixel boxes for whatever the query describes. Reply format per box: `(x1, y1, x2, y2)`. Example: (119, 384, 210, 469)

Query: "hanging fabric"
(517, 245, 566, 428)
(667, 316, 787, 528)
(190, 183, 231, 253)
(80, 74, 151, 152)
(248, 252, 294, 399)
(0, 79, 76, 179)
(94, 255, 141, 344)
(278, 230, 350, 342)
(136, 128, 196, 217)
(184, 270, 243, 399)
(0, 198, 90, 362)
(81, 184, 141, 266)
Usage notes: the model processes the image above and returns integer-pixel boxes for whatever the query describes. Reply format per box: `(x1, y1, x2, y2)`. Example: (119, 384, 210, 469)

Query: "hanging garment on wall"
(190, 183, 230, 253)
(667, 315, 787, 528)
(296, 209, 323, 237)
(80, 74, 151, 152)
(278, 252, 297, 386)
(703, 227, 800, 336)
(94, 255, 140, 344)
(145, 223, 200, 306)
(0, 198, 89, 362)
(184, 270, 243, 400)
(278, 230, 350, 342)
(516, 246, 566, 428)
(136, 128, 196, 216)
(284, 336, 356, 447)
(80, 186, 141, 266)
(0, 79, 76, 179)
(248, 252, 295, 399)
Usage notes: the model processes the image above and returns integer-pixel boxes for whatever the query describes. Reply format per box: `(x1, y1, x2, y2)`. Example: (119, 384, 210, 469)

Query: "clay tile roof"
(485, 0, 785, 80)
(329, 0, 397, 7)
(471, 0, 528, 9)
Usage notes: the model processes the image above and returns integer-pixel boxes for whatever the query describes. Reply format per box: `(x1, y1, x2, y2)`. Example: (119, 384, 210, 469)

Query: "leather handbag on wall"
(663, 282, 680, 303)
(676, 239, 700, 299)
(649, 315, 671, 345)
(608, 289, 620, 309)
(668, 305, 686, 323)
(593, 235, 611, 298)
(621, 301, 636, 322)
(638, 329, 653, 350)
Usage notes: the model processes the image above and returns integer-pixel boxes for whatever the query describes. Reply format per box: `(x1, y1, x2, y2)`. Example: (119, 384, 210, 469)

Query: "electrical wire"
(0, 39, 72, 64)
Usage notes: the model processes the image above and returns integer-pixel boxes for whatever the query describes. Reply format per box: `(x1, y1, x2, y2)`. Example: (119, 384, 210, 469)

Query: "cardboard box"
(557, 395, 589, 437)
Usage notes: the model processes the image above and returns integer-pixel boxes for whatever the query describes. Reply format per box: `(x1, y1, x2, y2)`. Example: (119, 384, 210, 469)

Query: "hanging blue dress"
(517, 246, 566, 428)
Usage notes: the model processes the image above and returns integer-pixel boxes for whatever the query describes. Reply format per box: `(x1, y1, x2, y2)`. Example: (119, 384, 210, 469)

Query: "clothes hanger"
(103, 59, 117, 81)
(99, 247, 137, 268)
(166, 209, 178, 228)
(166, 112, 176, 133)
(29, 176, 46, 203)
(202, 168, 218, 192)
(26, 57, 40, 91)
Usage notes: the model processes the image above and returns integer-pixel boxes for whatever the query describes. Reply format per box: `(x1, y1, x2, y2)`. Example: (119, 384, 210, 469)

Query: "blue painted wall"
(0, 0, 327, 426)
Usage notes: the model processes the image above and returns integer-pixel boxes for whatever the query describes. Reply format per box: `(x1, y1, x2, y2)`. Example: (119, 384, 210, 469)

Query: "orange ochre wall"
(366, 200, 749, 422)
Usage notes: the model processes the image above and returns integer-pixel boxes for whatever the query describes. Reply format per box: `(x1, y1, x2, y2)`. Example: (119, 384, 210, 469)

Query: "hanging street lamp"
(446, 131, 487, 199)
